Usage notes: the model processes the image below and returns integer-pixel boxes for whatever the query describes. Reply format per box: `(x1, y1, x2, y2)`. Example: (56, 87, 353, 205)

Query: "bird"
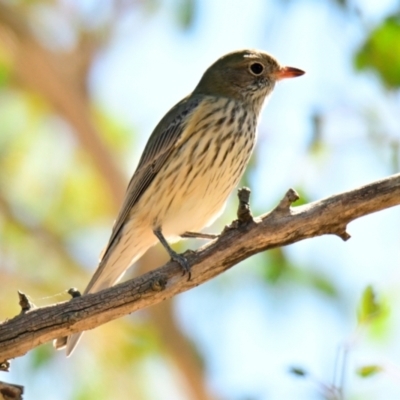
(54, 49, 305, 356)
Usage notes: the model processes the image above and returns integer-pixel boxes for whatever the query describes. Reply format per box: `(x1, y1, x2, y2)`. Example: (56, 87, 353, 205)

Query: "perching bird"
(55, 49, 304, 355)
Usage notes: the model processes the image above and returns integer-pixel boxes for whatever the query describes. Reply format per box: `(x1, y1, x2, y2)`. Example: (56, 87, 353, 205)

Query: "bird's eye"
(249, 62, 264, 75)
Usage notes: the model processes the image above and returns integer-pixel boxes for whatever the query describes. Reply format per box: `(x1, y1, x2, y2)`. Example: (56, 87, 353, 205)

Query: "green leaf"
(30, 345, 54, 370)
(357, 285, 382, 324)
(175, 0, 196, 29)
(262, 248, 291, 283)
(355, 15, 400, 88)
(289, 366, 308, 377)
(309, 273, 337, 297)
(357, 365, 382, 378)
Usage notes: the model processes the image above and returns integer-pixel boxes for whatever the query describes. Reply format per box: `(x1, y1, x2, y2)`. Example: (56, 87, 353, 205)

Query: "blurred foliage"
(289, 286, 392, 399)
(357, 285, 382, 324)
(93, 106, 133, 153)
(289, 366, 308, 377)
(0, 47, 11, 87)
(308, 111, 328, 156)
(355, 14, 400, 89)
(362, 108, 400, 174)
(260, 248, 337, 297)
(356, 364, 382, 378)
(262, 248, 291, 283)
(357, 285, 390, 340)
(29, 345, 54, 370)
(175, 0, 196, 29)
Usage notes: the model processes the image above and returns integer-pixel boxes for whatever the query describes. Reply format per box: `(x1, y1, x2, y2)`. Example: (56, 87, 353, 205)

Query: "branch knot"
(150, 277, 167, 292)
(18, 291, 35, 314)
(236, 187, 254, 224)
(273, 188, 299, 214)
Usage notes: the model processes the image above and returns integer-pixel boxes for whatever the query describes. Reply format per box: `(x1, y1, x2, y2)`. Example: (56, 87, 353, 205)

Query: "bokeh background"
(1, 0, 400, 399)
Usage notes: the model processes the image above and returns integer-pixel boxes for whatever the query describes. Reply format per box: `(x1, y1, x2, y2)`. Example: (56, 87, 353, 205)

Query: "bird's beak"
(275, 66, 305, 80)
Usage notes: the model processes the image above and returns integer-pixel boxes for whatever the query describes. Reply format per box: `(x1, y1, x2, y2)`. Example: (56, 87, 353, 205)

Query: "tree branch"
(1, 173, 400, 361)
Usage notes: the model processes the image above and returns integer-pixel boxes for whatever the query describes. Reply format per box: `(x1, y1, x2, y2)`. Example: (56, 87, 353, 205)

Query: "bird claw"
(153, 228, 191, 280)
(170, 251, 191, 280)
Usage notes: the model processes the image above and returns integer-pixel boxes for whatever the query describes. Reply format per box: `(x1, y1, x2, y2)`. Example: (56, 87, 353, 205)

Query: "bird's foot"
(169, 249, 191, 279)
(154, 228, 191, 280)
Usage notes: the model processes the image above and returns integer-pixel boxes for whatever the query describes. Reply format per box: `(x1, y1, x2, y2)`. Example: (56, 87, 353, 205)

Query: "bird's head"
(194, 49, 304, 110)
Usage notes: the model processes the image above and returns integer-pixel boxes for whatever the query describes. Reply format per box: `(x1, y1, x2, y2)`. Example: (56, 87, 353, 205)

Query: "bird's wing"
(99, 94, 203, 265)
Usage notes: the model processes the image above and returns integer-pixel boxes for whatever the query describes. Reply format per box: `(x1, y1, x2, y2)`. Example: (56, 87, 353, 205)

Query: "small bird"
(55, 49, 304, 355)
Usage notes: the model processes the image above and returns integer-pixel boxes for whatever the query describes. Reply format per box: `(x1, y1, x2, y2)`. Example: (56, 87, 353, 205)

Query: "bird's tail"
(54, 234, 155, 356)
(53, 255, 129, 356)
(53, 258, 127, 356)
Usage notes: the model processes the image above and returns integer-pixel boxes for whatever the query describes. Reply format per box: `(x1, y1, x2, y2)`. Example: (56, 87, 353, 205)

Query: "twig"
(0, 381, 24, 400)
(17, 292, 34, 314)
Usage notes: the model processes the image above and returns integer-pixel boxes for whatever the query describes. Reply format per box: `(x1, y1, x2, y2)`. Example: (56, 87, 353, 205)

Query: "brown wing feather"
(99, 94, 202, 265)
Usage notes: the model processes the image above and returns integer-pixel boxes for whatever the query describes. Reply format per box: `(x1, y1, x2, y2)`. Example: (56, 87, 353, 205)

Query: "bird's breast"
(138, 97, 258, 238)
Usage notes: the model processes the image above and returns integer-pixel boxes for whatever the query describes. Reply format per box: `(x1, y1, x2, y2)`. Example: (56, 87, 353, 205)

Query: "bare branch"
(0, 381, 24, 400)
(1, 173, 400, 361)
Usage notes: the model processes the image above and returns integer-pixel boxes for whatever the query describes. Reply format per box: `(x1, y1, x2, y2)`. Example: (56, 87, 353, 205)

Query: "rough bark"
(0, 173, 400, 361)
